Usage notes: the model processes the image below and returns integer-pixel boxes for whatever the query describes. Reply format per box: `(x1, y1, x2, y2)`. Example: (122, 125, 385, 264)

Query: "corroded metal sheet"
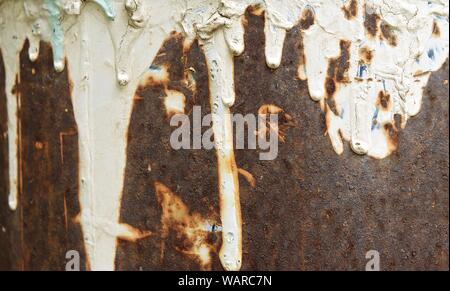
(0, 0, 448, 271)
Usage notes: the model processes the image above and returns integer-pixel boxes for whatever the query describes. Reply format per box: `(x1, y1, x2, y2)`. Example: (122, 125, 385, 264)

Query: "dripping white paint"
(0, 0, 448, 271)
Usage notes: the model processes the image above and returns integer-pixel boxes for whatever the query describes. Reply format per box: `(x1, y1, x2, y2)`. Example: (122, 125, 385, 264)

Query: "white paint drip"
(301, 0, 449, 158)
(0, 0, 448, 271)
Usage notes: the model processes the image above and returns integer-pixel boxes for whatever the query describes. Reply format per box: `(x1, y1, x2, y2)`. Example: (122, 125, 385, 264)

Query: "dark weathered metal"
(0, 12, 448, 271)
(0, 42, 87, 270)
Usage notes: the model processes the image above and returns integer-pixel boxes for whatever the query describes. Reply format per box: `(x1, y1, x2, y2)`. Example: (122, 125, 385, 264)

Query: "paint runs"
(301, 0, 449, 158)
(155, 182, 218, 270)
(26, 0, 116, 72)
(0, 0, 448, 272)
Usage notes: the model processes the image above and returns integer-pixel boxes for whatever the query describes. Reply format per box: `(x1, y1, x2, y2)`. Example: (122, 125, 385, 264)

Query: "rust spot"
(377, 91, 391, 110)
(342, 0, 358, 20)
(364, 7, 380, 38)
(248, 4, 264, 16)
(325, 40, 351, 115)
(34, 141, 44, 150)
(359, 46, 373, 64)
(300, 8, 315, 30)
(325, 40, 351, 88)
(383, 122, 398, 152)
(380, 22, 397, 46)
(155, 181, 217, 270)
(414, 70, 430, 78)
(258, 104, 294, 143)
(325, 77, 337, 98)
(432, 21, 441, 37)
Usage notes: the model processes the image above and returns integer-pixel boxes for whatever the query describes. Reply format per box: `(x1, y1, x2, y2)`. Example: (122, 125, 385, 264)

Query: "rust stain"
(364, 6, 380, 38)
(383, 122, 399, 153)
(15, 73, 24, 270)
(359, 46, 373, 64)
(63, 192, 68, 232)
(257, 104, 294, 143)
(432, 21, 441, 37)
(380, 21, 398, 46)
(155, 181, 217, 270)
(324, 40, 351, 116)
(300, 8, 315, 30)
(377, 91, 392, 111)
(327, 40, 351, 84)
(59, 130, 77, 164)
(414, 70, 430, 78)
(325, 77, 337, 99)
(342, 0, 358, 20)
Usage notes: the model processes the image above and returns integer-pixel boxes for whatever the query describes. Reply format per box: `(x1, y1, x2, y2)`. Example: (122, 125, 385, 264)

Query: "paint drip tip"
(351, 139, 370, 155)
(220, 256, 242, 271)
(117, 71, 130, 86)
(54, 60, 65, 73)
(8, 194, 17, 210)
(266, 58, 281, 69)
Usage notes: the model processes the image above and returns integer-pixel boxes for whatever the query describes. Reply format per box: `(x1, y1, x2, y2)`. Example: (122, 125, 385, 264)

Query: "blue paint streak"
(357, 64, 367, 78)
(91, 0, 116, 20)
(44, 0, 116, 71)
(371, 108, 379, 131)
(149, 65, 161, 72)
(45, 0, 64, 69)
(427, 49, 435, 61)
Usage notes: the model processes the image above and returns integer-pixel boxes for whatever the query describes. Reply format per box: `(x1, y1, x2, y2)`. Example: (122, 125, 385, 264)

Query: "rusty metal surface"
(0, 11, 449, 271)
(0, 42, 87, 271)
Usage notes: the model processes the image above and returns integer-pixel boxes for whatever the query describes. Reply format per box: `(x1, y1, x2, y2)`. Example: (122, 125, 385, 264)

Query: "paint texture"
(0, 0, 448, 271)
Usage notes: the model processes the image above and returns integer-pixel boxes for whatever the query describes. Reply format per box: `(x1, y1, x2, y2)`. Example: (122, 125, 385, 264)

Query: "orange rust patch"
(380, 22, 397, 46)
(155, 181, 217, 270)
(364, 7, 380, 38)
(325, 77, 337, 98)
(300, 8, 315, 30)
(342, 0, 358, 20)
(377, 91, 391, 110)
(34, 141, 44, 150)
(327, 40, 351, 84)
(248, 4, 264, 16)
(324, 40, 351, 113)
(432, 21, 441, 37)
(383, 122, 399, 152)
(414, 70, 430, 78)
(359, 46, 374, 64)
(257, 104, 294, 143)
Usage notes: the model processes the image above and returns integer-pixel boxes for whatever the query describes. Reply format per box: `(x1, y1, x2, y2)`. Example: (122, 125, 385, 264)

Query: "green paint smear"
(45, 0, 64, 69)
(91, 0, 116, 20)
(44, 0, 116, 71)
